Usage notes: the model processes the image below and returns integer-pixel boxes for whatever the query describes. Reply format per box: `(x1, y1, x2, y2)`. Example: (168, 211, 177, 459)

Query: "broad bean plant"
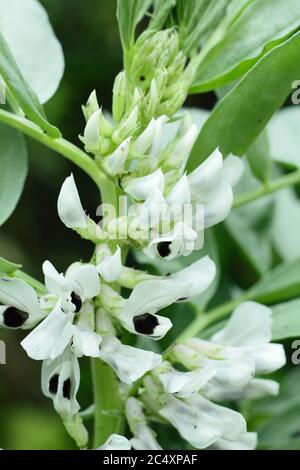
(2, 0, 300, 451)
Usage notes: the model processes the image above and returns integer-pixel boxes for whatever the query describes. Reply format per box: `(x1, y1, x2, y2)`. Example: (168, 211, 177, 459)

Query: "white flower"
(98, 335, 162, 385)
(157, 362, 216, 398)
(126, 398, 162, 450)
(42, 348, 80, 417)
(114, 279, 178, 339)
(144, 221, 198, 260)
(188, 149, 244, 228)
(174, 302, 286, 392)
(21, 262, 101, 360)
(159, 393, 247, 450)
(97, 434, 131, 450)
(159, 394, 223, 449)
(57, 175, 87, 230)
(123, 169, 165, 201)
(211, 301, 286, 374)
(97, 246, 123, 283)
(0, 278, 43, 329)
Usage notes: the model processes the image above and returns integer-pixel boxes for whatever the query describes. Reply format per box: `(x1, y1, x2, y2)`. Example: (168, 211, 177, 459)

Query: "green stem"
(175, 292, 251, 343)
(0, 109, 105, 188)
(234, 169, 300, 208)
(91, 358, 124, 448)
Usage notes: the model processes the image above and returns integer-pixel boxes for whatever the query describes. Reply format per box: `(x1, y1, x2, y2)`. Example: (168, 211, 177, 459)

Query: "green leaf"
(246, 130, 272, 183)
(191, 0, 300, 93)
(0, 123, 28, 225)
(149, 0, 176, 30)
(0, 32, 60, 137)
(117, 0, 151, 51)
(272, 297, 300, 341)
(188, 31, 300, 171)
(249, 368, 300, 450)
(268, 107, 300, 169)
(225, 162, 273, 275)
(180, 0, 230, 55)
(0, 256, 21, 273)
(250, 258, 300, 304)
(271, 188, 300, 262)
(0, 0, 64, 104)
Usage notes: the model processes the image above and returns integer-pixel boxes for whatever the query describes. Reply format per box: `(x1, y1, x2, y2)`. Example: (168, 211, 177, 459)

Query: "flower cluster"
(98, 302, 286, 451)
(0, 15, 286, 451)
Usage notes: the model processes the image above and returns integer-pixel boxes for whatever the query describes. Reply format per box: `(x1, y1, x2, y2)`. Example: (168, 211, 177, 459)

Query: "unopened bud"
(113, 71, 127, 123)
(82, 90, 99, 122)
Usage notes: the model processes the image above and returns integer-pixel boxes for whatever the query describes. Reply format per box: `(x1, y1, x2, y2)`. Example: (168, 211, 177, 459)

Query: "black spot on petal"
(63, 378, 71, 399)
(71, 292, 82, 313)
(133, 313, 159, 335)
(157, 241, 172, 258)
(49, 374, 59, 395)
(3, 307, 29, 328)
(177, 297, 188, 303)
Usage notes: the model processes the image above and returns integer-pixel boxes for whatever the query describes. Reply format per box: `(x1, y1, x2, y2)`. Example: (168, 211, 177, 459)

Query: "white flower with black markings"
(0, 278, 44, 329)
(21, 261, 101, 360)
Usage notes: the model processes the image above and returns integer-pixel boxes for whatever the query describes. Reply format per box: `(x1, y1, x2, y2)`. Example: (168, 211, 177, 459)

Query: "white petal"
(151, 115, 169, 159)
(241, 343, 286, 374)
(166, 174, 191, 207)
(159, 395, 222, 449)
(213, 356, 256, 389)
(188, 148, 223, 197)
(124, 169, 165, 201)
(212, 302, 273, 347)
(171, 256, 216, 298)
(135, 188, 167, 230)
(98, 336, 162, 384)
(43, 261, 69, 296)
(57, 175, 87, 229)
(66, 263, 100, 300)
(97, 246, 122, 283)
(21, 305, 74, 360)
(71, 325, 101, 358)
(187, 394, 247, 441)
(222, 155, 244, 187)
(158, 364, 217, 398)
(211, 432, 257, 451)
(97, 434, 131, 450)
(42, 349, 80, 416)
(0, 277, 41, 315)
(125, 278, 182, 315)
(83, 109, 101, 151)
(126, 398, 162, 450)
(134, 119, 156, 154)
(103, 138, 131, 176)
(203, 378, 279, 402)
(171, 124, 198, 165)
(202, 180, 233, 228)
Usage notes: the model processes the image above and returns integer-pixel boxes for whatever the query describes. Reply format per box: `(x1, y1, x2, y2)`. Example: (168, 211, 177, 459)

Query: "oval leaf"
(192, 0, 300, 92)
(0, 0, 64, 104)
(188, 31, 300, 171)
(0, 123, 28, 225)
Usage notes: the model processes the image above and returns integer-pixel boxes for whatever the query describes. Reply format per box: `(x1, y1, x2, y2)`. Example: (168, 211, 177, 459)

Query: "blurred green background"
(0, 0, 297, 450)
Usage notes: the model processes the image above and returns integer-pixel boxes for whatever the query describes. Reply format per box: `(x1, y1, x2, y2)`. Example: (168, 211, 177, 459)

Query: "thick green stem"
(234, 169, 300, 208)
(0, 109, 105, 188)
(91, 358, 124, 448)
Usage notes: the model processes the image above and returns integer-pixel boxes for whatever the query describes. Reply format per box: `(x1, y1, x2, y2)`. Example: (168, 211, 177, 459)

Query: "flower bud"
(112, 71, 127, 123)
